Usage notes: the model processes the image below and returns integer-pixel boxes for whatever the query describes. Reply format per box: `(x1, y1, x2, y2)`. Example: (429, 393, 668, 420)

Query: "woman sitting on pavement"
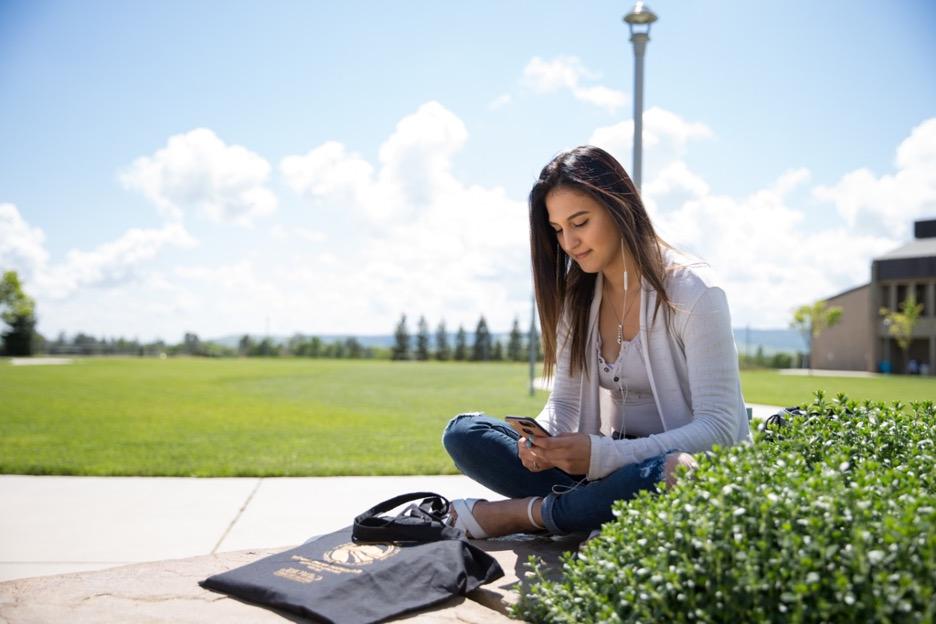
(442, 145, 751, 538)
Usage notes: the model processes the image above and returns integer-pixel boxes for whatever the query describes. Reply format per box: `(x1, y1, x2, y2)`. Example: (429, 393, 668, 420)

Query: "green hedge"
(516, 392, 936, 623)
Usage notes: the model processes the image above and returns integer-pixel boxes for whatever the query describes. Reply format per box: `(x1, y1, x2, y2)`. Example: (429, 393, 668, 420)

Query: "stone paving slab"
(0, 535, 581, 623)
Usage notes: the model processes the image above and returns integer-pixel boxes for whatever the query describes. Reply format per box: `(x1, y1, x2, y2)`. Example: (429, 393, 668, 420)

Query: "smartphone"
(505, 416, 552, 439)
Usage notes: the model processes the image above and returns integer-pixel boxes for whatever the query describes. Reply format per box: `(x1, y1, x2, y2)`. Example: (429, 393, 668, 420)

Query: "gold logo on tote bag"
(324, 542, 400, 566)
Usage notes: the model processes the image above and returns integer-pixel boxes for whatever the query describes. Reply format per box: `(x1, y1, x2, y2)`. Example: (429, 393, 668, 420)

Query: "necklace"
(605, 271, 631, 345)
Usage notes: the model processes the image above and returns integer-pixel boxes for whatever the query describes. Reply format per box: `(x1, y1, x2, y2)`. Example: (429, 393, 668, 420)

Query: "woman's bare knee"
(663, 452, 698, 487)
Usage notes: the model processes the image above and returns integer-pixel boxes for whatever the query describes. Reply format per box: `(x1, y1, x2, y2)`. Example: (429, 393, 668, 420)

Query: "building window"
(880, 285, 890, 311)
(916, 284, 927, 316)
(897, 284, 908, 309)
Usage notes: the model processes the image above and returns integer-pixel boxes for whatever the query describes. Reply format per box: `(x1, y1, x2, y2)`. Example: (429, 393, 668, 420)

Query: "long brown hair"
(530, 145, 675, 379)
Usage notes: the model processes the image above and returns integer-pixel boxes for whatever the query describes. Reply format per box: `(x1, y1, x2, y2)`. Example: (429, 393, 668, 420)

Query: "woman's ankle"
(472, 499, 543, 537)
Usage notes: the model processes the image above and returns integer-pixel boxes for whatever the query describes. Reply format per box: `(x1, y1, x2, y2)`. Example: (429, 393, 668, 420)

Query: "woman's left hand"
(529, 433, 592, 475)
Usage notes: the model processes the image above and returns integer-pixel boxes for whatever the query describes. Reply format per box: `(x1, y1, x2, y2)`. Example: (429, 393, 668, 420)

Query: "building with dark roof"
(811, 218, 936, 375)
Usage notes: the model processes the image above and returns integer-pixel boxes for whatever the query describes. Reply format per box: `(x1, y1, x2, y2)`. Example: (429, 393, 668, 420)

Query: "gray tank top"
(597, 332, 664, 439)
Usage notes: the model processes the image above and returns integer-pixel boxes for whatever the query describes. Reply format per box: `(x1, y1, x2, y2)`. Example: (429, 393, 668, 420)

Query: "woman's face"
(545, 186, 621, 275)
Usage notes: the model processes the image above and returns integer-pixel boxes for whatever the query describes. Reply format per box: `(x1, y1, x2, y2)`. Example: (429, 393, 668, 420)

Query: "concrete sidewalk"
(0, 403, 782, 584)
(0, 475, 500, 583)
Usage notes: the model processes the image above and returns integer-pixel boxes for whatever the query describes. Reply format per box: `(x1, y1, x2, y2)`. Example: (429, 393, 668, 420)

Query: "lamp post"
(623, 1, 658, 192)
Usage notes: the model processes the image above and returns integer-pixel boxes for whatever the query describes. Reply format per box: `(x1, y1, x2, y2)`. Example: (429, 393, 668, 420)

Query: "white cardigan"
(535, 250, 752, 481)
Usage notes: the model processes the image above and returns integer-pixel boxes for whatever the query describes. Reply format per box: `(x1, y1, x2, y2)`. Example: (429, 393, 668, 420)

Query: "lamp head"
(623, 1, 658, 36)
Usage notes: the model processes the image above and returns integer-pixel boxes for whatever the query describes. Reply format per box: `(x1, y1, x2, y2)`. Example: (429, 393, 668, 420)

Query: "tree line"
(42, 332, 378, 359)
(390, 314, 542, 362)
(236, 334, 376, 359)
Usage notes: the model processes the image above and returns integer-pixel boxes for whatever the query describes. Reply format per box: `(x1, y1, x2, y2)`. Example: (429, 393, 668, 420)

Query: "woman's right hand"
(518, 436, 551, 472)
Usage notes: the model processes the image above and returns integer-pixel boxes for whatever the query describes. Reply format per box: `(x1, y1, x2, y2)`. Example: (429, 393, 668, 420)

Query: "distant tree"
(45, 331, 65, 354)
(33, 331, 46, 354)
(791, 300, 843, 372)
(435, 320, 451, 361)
(492, 341, 504, 361)
(73, 332, 97, 356)
(527, 318, 543, 362)
(880, 294, 924, 372)
(292, 336, 322, 357)
(0, 270, 38, 356)
(472, 316, 492, 361)
(252, 337, 277, 357)
(2, 315, 37, 356)
(144, 339, 167, 357)
(416, 316, 430, 361)
(238, 334, 254, 356)
(286, 333, 305, 356)
(345, 337, 364, 359)
(292, 338, 305, 356)
(454, 325, 468, 361)
(392, 314, 411, 360)
(182, 332, 202, 356)
(507, 317, 524, 362)
(200, 341, 236, 358)
(755, 345, 766, 367)
(309, 336, 323, 357)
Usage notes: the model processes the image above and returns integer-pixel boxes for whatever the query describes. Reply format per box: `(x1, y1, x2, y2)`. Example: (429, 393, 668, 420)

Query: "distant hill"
(733, 328, 806, 355)
(212, 328, 806, 354)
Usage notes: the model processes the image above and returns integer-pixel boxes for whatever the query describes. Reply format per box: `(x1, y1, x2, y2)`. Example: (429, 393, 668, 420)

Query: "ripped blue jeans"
(442, 412, 677, 534)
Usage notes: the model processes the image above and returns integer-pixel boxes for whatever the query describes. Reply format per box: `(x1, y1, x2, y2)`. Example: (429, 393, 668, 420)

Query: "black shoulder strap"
(352, 492, 465, 543)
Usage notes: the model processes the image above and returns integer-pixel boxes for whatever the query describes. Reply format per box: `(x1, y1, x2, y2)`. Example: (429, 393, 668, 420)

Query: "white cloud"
(176, 260, 273, 294)
(642, 161, 710, 203)
(282, 101, 470, 224)
(0, 203, 49, 283)
(39, 223, 197, 299)
(609, 108, 905, 327)
(771, 168, 811, 196)
(270, 224, 327, 243)
(523, 56, 590, 92)
(488, 94, 512, 110)
(813, 118, 936, 238)
(896, 118, 936, 169)
(120, 128, 277, 226)
(2, 203, 193, 300)
(572, 86, 628, 112)
(280, 141, 375, 209)
(647, 173, 897, 328)
(276, 101, 531, 334)
(377, 101, 469, 211)
(590, 107, 715, 170)
(522, 56, 628, 113)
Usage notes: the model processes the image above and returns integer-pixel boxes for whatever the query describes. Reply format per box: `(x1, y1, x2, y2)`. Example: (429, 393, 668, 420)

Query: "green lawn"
(740, 369, 935, 406)
(0, 358, 547, 476)
(0, 358, 932, 476)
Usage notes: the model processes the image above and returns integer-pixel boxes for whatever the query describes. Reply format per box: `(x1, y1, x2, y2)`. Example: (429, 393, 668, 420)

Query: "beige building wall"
(812, 285, 873, 372)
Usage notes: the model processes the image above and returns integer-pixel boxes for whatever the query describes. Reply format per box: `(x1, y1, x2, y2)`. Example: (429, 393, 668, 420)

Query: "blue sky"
(1, 0, 935, 341)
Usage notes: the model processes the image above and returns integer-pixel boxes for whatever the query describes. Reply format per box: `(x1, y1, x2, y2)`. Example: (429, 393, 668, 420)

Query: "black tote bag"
(200, 493, 503, 624)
